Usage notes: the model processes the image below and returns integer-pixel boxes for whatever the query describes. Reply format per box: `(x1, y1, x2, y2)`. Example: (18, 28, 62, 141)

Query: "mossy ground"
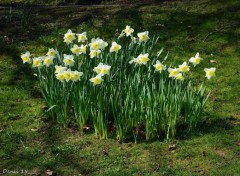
(0, 0, 240, 175)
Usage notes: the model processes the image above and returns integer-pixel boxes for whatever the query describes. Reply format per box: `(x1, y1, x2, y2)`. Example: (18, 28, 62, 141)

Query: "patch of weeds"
(0, 4, 34, 27)
(50, 143, 79, 155)
(19, 147, 42, 159)
(37, 155, 58, 169)
(0, 130, 25, 157)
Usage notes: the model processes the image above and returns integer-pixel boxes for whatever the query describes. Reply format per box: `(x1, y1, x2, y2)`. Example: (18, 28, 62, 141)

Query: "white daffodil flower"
(179, 61, 190, 73)
(100, 65, 111, 76)
(124, 25, 134, 36)
(80, 44, 87, 54)
(89, 38, 108, 51)
(64, 29, 76, 44)
(46, 48, 57, 57)
(71, 44, 81, 56)
(56, 72, 65, 82)
(175, 73, 184, 80)
(77, 32, 87, 43)
(98, 39, 108, 50)
(90, 49, 101, 58)
(93, 63, 104, 74)
(63, 54, 75, 66)
(64, 70, 72, 82)
(138, 53, 149, 65)
(93, 63, 111, 76)
(137, 31, 149, 42)
(32, 57, 43, 68)
(129, 53, 149, 65)
(71, 71, 83, 82)
(168, 68, 179, 78)
(204, 67, 216, 79)
(43, 56, 54, 67)
(89, 38, 100, 50)
(153, 60, 166, 73)
(189, 53, 203, 67)
(21, 51, 31, 64)
(55, 65, 67, 74)
(90, 75, 103, 86)
(110, 42, 122, 53)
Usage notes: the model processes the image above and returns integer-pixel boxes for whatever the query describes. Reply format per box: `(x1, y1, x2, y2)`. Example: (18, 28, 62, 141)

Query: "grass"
(0, 0, 240, 175)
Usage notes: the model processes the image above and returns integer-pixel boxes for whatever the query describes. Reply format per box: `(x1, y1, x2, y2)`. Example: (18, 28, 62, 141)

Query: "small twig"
(203, 28, 225, 42)
(20, 139, 26, 148)
(202, 24, 236, 42)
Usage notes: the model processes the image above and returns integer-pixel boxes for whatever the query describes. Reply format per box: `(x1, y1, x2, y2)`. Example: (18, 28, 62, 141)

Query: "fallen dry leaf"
(216, 150, 226, 158)
(230, 114, 240, 120)
(168, 144, 176, 152)
(42, 106, 48, 111)
(31, 128, 38, 132)
(83, 126, 90, 131)
(46, 169, 53, 176)
(210, 60, 217, 63)
(199, 169, 205, 175)
(16, 98, 22, 102)
(102, 149, 109, 156)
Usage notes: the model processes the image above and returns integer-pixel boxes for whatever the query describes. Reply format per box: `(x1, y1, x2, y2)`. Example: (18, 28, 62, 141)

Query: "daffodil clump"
(21, 26, 216, 142)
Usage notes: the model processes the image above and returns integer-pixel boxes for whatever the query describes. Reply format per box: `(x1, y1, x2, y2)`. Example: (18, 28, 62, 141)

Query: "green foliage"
(21, 29, 212, 142)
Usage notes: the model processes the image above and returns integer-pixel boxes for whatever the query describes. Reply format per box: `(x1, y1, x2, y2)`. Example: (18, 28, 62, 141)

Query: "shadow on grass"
(0, 41, 41, 98)
(174, 113, 235, 142)
(0, 3, 148, 98)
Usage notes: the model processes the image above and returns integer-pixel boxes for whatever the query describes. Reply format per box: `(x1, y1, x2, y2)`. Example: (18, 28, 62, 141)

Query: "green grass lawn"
(0, 0, 240, 175)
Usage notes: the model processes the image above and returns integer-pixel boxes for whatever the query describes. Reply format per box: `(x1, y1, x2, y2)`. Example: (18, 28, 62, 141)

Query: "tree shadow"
(0, 3, 147, 98)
